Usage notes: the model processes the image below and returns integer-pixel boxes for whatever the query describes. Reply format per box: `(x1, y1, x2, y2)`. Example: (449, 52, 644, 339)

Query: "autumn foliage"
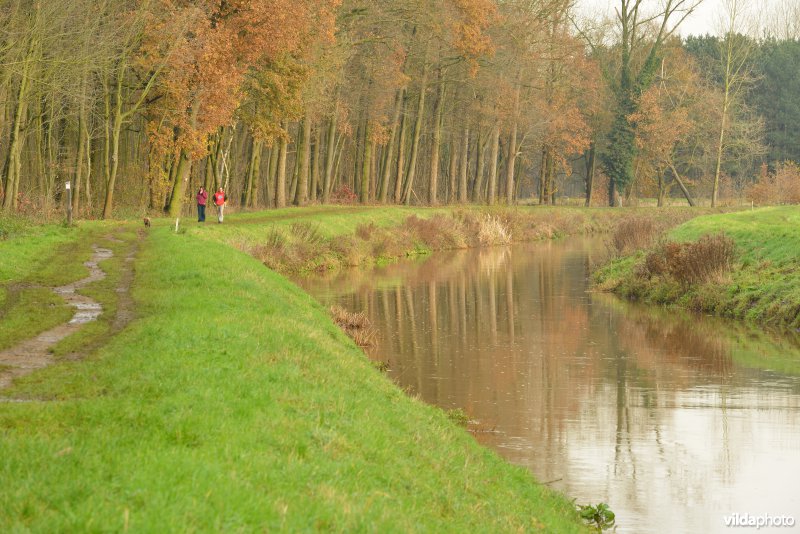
(746, 162, 800, 205)
(0, 1, 795, 218)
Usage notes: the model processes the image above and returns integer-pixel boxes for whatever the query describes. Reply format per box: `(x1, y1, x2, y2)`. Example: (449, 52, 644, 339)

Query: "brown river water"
(298, 237, 800, 533)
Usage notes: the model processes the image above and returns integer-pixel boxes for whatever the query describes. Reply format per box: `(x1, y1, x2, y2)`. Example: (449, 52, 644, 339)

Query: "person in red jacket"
(196, 187, 208, 222)
(213, 187, 227, 223)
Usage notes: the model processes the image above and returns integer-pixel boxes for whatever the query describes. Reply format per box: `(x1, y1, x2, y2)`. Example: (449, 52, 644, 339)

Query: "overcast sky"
(575, 0, 782, 37)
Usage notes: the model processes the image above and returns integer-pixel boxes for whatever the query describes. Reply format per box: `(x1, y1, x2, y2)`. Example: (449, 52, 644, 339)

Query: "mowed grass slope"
(595, 206, 800, 328)
(0, 226, 585, 532)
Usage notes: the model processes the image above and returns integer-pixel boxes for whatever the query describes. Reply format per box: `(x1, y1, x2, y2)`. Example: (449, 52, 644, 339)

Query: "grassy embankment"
(1, 212, 587, 531)
(594, 206, 800, 329)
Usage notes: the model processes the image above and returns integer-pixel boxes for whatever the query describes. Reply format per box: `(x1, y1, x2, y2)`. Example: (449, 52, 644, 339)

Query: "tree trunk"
(401, 68, 428, 205)
(167, 149, 191, 218)
(505, 85, 520, 205)
(538, 146, 546, 205)
(360, 120, 372, 203)
(608, 174, 617, 207)
(102, 67, 125, 219)
(244, 137, 262, 208)
(472, 130, 486, 203)
(380, 90, 403, 204)
(584, 143, 595, 207)
(448, 136, 458, 204)
(459, 125, 469, 203)
(667, 161, 696, 207)
(2, 39, 35, 211)
(311, 126, 321, 202)
(294, 117, 311, 206)
(547, 149, 556, 205)
(267, 145, 278, 207)
(352, 120, 363, 197)
(84, 128, 93, 212)
(275, 128, 288, 208)
(487, 123, 500, 205)
(323, 108, 337, 203)
(393, 93, 408, 203)
(712, 101, 729, 208)
(429, 74, 446, 205)
(505, 130, 518, 205)
(72, 72, 89, 215)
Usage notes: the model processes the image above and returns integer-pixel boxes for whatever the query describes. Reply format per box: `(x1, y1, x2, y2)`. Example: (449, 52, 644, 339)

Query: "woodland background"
(1, 0, 799, 219)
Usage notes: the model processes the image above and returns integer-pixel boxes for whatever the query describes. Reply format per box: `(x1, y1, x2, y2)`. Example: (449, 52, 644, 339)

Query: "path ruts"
(0, 245, 112, 390)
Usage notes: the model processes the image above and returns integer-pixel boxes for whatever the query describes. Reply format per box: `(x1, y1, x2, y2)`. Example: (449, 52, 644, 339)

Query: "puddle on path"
(0, 246, 113, 390)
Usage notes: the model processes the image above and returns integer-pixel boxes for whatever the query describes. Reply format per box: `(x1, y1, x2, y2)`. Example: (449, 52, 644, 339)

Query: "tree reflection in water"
(298, 238, 800, 534)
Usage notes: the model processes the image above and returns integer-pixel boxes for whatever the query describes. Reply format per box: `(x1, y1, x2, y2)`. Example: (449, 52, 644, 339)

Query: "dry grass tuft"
(402, 215, 468, 249)
(611, 216, 661, 255)
(330, 305, 378, 348)
(477, 215, 512, 245)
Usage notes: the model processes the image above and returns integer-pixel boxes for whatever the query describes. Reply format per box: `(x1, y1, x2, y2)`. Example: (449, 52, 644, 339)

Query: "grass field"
(594, 206, 800, 328)
(0, 210, 588, 532)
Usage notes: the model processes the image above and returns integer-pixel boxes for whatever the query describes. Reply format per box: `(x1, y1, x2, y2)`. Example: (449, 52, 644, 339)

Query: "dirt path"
(0, 245, 113, 390)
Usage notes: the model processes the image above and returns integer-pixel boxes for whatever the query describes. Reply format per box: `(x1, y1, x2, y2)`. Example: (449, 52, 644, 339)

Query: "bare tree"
(711, 0, 757, 207)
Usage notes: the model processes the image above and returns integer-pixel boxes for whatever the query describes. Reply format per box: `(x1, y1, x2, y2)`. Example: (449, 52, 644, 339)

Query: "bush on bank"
(595, 207, 800, 329)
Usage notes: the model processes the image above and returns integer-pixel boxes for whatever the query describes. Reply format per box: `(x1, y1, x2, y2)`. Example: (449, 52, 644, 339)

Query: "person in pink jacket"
(196, 187, 208, 222)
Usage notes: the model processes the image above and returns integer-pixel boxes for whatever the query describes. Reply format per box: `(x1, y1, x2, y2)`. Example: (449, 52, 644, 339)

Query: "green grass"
(0, 223, 76, 285)
(0, 220, 136, 352)
(595, 206, 800, 328)
(0, 224, 586, 532)
(183, 205, 453, 247)
(0, 287, 73, 352)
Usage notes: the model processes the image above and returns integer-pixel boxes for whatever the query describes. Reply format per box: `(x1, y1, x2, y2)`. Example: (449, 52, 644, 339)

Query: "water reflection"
(298, 239, 800, 534)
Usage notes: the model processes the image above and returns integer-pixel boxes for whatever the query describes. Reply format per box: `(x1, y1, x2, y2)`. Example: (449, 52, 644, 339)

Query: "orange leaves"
(628, 45, 703, 172)
(145, 0, 338, 159)
(450, 0, 497, 73)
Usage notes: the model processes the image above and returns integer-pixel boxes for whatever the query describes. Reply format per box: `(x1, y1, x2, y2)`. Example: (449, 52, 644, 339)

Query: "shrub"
(638, 242, 681, 279)
(640, 234, 736, 286)
(672, 233, 736, 286)
(330, 185, 358, 204)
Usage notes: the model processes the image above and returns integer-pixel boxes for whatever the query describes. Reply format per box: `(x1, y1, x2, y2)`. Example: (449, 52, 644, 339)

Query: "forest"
(1, 0, 799, 219)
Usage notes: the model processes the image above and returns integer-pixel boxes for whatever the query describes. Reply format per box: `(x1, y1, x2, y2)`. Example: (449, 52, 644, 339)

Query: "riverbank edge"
(592, 207, 800, 330)
(188, 204, 717, 276)
(0, 220, 588, 531)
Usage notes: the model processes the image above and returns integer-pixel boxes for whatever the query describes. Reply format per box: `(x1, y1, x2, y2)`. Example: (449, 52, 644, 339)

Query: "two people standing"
(196, 187, 227, 223)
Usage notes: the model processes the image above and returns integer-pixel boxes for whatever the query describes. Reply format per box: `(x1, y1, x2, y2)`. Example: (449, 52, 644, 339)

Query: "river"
(298, 237, 800, 533)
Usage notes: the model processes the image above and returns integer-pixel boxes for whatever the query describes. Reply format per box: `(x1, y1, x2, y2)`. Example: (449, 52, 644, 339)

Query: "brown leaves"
(146, 0, 338, 159)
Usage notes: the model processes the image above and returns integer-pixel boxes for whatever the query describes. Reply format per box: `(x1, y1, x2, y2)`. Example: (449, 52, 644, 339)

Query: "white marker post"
(65, 181, 72, 226)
